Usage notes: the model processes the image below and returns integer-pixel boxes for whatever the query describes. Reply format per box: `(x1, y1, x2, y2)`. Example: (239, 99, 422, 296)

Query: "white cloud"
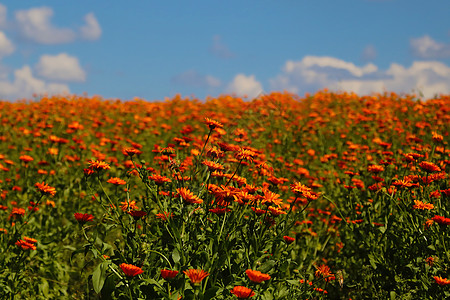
(270, 56, 450, 98)
(171, 70, 221, 88)
(35, 53, 86, 82)
(80, 12, 101, 40)
(210, 35, 235, 59)
(410, 35, 450, 59)
(0, 65, 69, 100)
(226, 74, 263, 98)
(0, 31, 14, 57)
(15, 7, 76, 44)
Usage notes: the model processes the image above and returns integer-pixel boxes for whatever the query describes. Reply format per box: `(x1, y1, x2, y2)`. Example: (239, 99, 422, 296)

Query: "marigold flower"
(177, 187, 203, 204)
(120, 200, 139, 211)
(202, 160, 225, 172)
(156, 211, 174, 221)
(261, 190, 282, 206)
(183, 269, 209, 285)
(23, 236, 37, 244)
(432, 132, 444, 143)
(230, 286, 255, 298)
(419, 161, 441, 173)
(87, 159, 111, 171)
(432, 215, 450, 226)
(16, 239, 36, 250)
(204, 117, 223, 130)
(74, 213, 94, 224)
(35, 182, 56, 196)
(161, 269, 179, 280)
(268, 206, 286, 216)
(9, 207, 26, 220)
(19, 155, 34, 163)
(283, 236, 295, 244)
(148, 174, 172, 185)
(107, 177, 126, 185)
(120, 263, 144, 277)
(315, 264, 335, 282)
(245, 269, 271, 283)
(235, 148, 255, 162)
(434, 276, 450, 286)
(128, 210, 147, 220)
(367, 165, 384, 173)
(412, 200, 434, 210)
(123, 147, 142, 157)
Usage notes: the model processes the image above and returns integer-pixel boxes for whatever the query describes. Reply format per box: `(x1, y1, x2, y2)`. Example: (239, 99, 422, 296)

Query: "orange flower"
(161, 269, 179, 280)
(87, 159, 111, 171)
(283, 236, 295, 244)
(120, 263, 143, 277)
(268, 206, 286, 216)
(74, 213, 94, 224)
(367, 165, 384, 173)
(35, 182, 56, 196)
(120, 200, 139, 211)
(123, 147, 142, 157)
(183, 269, 209, 285)
(19, 155, 34, 163)
(245, 269, 271, 283)
(16, 239, 36, 250)
(202, 160, 224, 172)
(148, 174, 172, 185)
(177, 187, 203, 204)
(235, 148, 255, 162)
(434, 276, 450, 286)
(107, 177, 127, 185)
(412, 200, 434, 210)
(23, 236, 37, 244)
(314, 264, 335, 282)
(204, 117, 223, 130)
(156, 211, 174, 221)
(432, 215, 450, 226)
(261, 190, 282, 206)
(230, 286, 255, 298)
(419, 161, 441, 173)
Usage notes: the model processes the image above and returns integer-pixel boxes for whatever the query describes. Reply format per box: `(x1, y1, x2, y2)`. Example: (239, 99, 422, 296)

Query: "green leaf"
(203, 286, 220, 300)
(368, 254, 377, 270)
(172, 248, 181, 264)
(92, 261, 109, 294)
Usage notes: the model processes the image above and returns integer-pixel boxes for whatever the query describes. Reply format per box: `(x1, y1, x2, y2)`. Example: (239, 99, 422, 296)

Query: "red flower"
(35, 182, 56, 196)
(148, 174, 171, 185)
(128, 210, 147, 220)
(419, 161, 441, 173)
(123, 147, 142, 157)
(434, 276, 450, 286)
(183, 269, 209, 285)
(107, 177, 126, 185)
(16, 239, 36, 250)
(283, 236, 295, 244)
(245, 269, 271, 283)
(177, 187, 203, 204)
(432, 215, 450, 226)
(314, 264, 335, 282)
(120, 263, 143, 277)
(230, 286, 255, 298)
(87, 160, 111, 171)
(74, 213, 94, 224)
(161, 269, 179, 280)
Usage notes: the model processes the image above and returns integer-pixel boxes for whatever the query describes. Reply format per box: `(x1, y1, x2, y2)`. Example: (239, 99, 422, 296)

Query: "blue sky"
(1, 0, 450, 101)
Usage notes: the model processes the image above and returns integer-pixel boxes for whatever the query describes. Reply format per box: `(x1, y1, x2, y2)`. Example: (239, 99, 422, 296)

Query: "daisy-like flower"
(261, 190, 283, 206)
(19, 155, 34, 163)
(268, 206, 286, 216)
(283, 236, 295, 244)
(87, 159, 111, 171)
(315, 264, 335, 282)
(412, 200, 434, 210)
(235, 148, 255, 162)
(183, 269, 209, 285)
(148, 174, 172, 185)
(177, 188, 203, 204)
(120, 200, 139, 211)
(367, 165, 384, 173)
(123, 147, 142, 157)
(202, 160, 225, 172)
(434, 276, 450, 286)
(432, 215, 450, 226)
(156, 211, 174, 221)
(35, 182, 56, 196)
(120, 263, 144, 277)
(161, 269, 179, 280)
(127, 210, 147, 220)
(230, 286, 255, 298)
(419, 161, 441, 173)
(246, 269, 271, 283)
(74, 213, 94, 224)
(107, 177, 126, 185)
(204, 117, 223, 130)
(16, 239, 36, 250)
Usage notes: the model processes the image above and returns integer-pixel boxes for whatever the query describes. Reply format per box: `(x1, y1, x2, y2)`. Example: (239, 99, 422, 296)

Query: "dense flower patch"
(0, 91, 449, 299)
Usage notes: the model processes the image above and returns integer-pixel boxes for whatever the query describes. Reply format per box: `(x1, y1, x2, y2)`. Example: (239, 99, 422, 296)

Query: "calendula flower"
(283, 236, 295, 244)
(35, 182, 56, 196)
(19, 155, 34, 163)
(315, 264, 335, 282)
(87, 159, 111, 171)
(202, 160, 225, 172)
(367, 165, 384, 173)
(230, 286, 255, 298)
(419, 161, 441, 173)
(177, 187, 203, 204)
(148, 174, 171, 185)
(128, 210, 147, 220)
(156, 211, 174, 221)
(74, 213, 94, 224)
(183, 269, 209, 285)
(123, 147, 142, 157)
(434, 276, 450, 286)
(413, 200, 434, 210)
(245, 269, 271, 283)
(120, 200, 139, 211)
(120, 263, 143, 277)
(432, 215, 450, 226)
(161, 269, 179, 280)
(107, 177, 126, 185)
(16, 239, 36, 250)
(9, 207, 26, 220)
(204, 117, 223, 130)
(261, 190, 282, 206)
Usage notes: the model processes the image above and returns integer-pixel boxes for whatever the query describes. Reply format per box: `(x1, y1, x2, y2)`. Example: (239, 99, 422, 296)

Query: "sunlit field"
(0, 91, 449, 299)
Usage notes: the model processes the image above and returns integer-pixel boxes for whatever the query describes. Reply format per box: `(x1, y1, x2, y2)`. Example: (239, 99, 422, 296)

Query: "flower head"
(120, 263, 143, 277)
(87, 159, 111, 171)
(230, 286, 255, 298)
(177, 187, 203, 204)
(74, 213, 94, 224)
(204, 117, 223, 130)
(183, 269, 209, 285)
(35, 182, 56, 196)
(434, 276, 450, 286)
(419, 161, 441, 173)
(161, 269, 179, 280)
(245, 269, 271, 283)
(413, 200, 434, 210)
(107, 177, 126, 185)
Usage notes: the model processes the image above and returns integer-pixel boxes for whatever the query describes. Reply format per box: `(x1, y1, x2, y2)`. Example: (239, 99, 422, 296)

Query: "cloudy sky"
(1, 1, 450, 101)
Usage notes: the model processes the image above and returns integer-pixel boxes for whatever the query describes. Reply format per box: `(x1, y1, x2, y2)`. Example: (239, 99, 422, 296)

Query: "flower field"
(0, 91, 449, 299)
